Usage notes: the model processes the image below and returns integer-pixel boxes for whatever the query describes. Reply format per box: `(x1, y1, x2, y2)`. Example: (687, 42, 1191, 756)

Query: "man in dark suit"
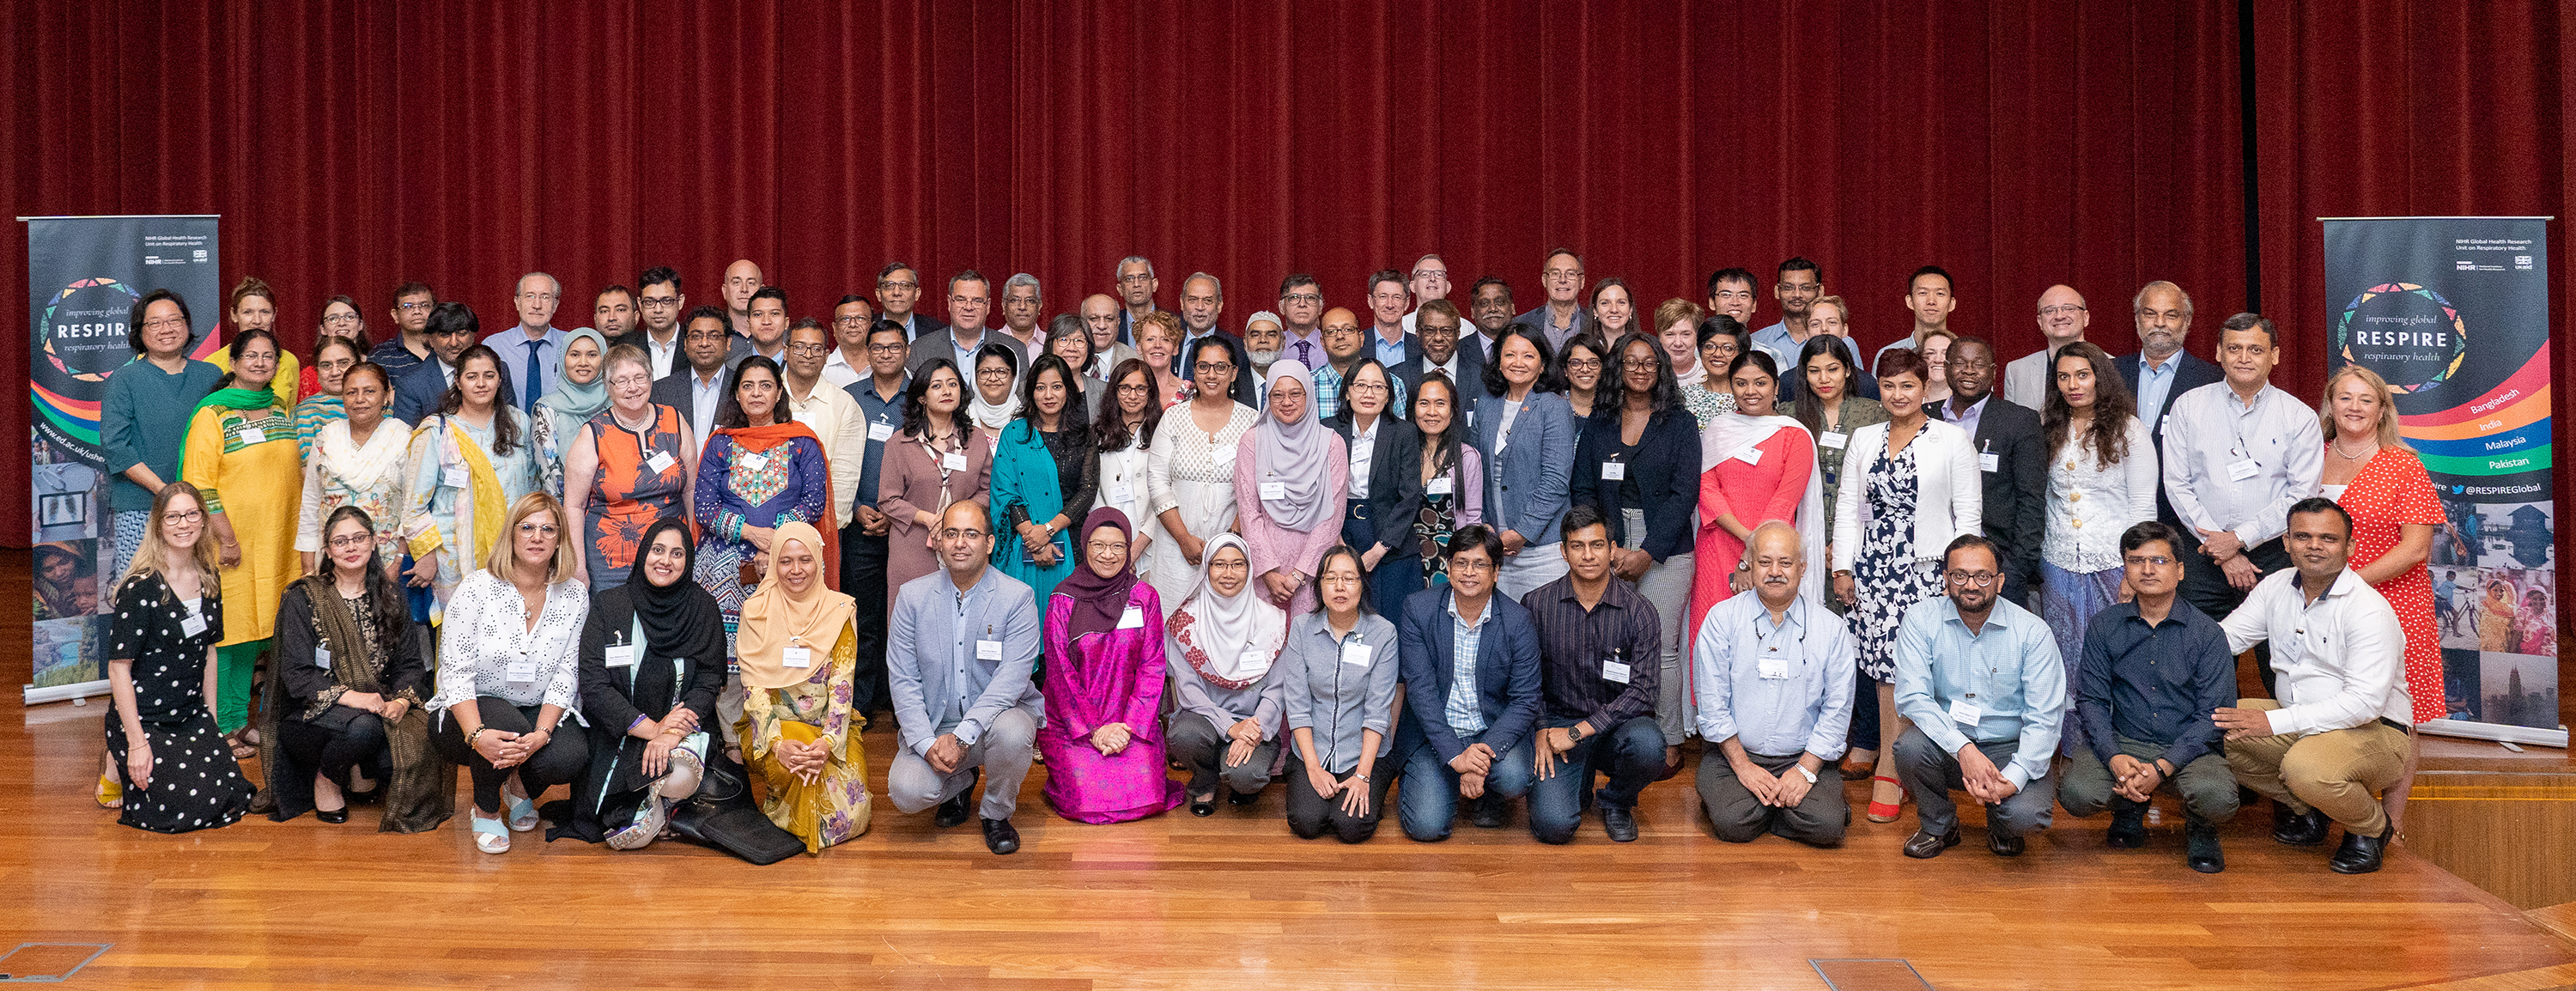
(874, 261, 948, 342)
(652, 307, 744, 451)
(1935, 336, 2047, 608)
(2114, 280, 2224, 526)
(391, 303, 515, 425)
(1173, 271, 1233, 385)
(1394, 526, 1543, 842)
(1394, 300, 1483, 405)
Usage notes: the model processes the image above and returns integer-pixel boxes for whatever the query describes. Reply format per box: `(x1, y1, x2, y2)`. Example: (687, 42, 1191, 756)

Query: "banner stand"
(2323, 216, 2563, 749)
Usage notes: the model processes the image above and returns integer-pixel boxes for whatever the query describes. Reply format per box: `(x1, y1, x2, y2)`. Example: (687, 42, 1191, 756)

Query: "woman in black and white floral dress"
(105, 482, 255, 834)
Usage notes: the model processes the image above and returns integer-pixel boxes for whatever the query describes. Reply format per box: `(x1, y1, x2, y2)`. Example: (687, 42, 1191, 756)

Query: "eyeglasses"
(143, 317, 191, 331)
(322, 313, 361, 326)
(1115, 383, 1151, 395)
(866, 342, 908, 354)
(1946, 571, 1999, 588)
(1620, 357, 1660, 369)
(1085, 540, 1128, 552)
(787, 343, 831, 356)
(1564, 357, 1601, 373)
(976, 368, 1013, 380)
(939, 527, 987, 541)
(314, 358, 356, 373)
(1194, 362, 1233, 374)
(1347, 380, 1388, 394)
(2123, 555, 2176, 568)
(878, 280, 919, 291)
(2039, 304, 2087, 317)
(397, 301, 435, 313)
(325, 532, 374, 550)
(161, 509, 204, 526)
(641, 296, 681, 309)
(1543, 269, 1582, 281)
(609, 374, 653, 388)
(685, 331, 731, 342)
(517, 522, 560, 537)
(1450, 558, 1495, 573)
(1282, 293, 1322, 305)
(835, 314, 872, 326)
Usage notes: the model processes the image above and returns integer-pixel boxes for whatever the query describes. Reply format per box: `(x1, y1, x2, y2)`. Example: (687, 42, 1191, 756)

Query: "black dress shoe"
(2185, 819, 2226, 873)
(2328, 824, 2392, 874)
(316, 806, 350, 824)
(2106, 799, 2148, 848)
(1903, 828, 1962, 859)
(981, 816, 1021, 854)
(1601, 804, 1640, 842)
(1469, 796, 1508, 829)
(935, 769, 981, 829)
(1987, 828, 2026, 857)
(2271, 804, 2330, 846)
(1228, 788, 1262, 806)
(1189, 796, 1216, 817)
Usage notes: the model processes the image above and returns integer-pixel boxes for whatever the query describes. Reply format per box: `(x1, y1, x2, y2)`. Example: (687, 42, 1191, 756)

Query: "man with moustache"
(652, 307, 744, 449)
(1749, 258, 1824, 373)
(2161, 313, 2321, 690)
(1693, 521, 1856, 847)
(1893, 535, 2066, 859)
(2116, 281, 2224, 482)
(994, 274, 1047, 362)
(778, 319, 869, 534)
(390, 297, 517, 424)
(1396, 300, 1482, 401)
(1522, 506, 1668, 844)
(886, 501, 1044, 855)
(1114, 256, 1161, 345)
(1312, 306, 1405, 420)
(1467, 277, 1517, 362)
(1278, 274, 1329, 371)
(1238, 311, 1286, 408)
(1174, 272, 1229, 385)
(592, 284, 638, 344)
(1935, 336, 2048, 607)
(876, 261, 947, 341)
(1080, 293, 1137, 378)
(819, 295, 880, 389)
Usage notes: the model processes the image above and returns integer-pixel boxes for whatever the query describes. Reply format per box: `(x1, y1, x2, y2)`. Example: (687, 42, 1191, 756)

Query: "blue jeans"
(1526, 715, 1664, 844)
(1394, 719, 1535, 842)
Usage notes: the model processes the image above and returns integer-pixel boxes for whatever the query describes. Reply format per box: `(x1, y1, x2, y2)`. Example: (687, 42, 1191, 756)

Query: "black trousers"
(277, 709, 390, 792)
(845, 522, 892, 716)
(2177, 532, 2291, 694)
(430, 698, 589, 814)
(1285, 764, 1395, 843)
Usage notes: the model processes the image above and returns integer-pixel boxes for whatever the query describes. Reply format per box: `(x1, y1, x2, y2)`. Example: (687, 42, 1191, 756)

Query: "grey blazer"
(1472, 389, 1576, 546)
(885, 566, 1046, 754)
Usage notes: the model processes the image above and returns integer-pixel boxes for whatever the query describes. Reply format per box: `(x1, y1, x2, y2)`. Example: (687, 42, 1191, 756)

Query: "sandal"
(96, 774, 122, 810)
(1868, 775, 1905, 824)
(504, 793, 539, 833)
(471, 813, 511, 854)
(608, 797, 666, 851)
(226, 731, 258, 759)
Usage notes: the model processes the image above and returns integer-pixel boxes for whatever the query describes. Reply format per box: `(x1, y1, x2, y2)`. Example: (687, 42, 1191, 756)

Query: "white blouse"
(2041, 416, 2158, 574)
(1099, 436, 1158, 578)
(428, 569, 589, 718)
(1145, 403, 1261, 615)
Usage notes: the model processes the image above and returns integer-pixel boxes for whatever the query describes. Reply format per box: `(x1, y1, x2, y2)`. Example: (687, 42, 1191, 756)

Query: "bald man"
(1314, 305, 1394, 420)
(1693, 521, 1856, 846)
(721, 259, 763, 342)
(2002, 284, 2089, 409)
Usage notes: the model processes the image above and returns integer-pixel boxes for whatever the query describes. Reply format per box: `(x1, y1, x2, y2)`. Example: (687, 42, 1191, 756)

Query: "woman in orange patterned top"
(565, 344, 696, 588)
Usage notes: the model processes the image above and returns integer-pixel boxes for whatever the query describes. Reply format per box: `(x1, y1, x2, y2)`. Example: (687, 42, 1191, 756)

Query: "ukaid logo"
(2336, 282, 2469, 395)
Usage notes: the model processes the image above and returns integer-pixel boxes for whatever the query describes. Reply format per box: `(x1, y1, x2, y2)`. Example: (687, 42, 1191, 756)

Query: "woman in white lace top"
(2037, 341, 2157, 753)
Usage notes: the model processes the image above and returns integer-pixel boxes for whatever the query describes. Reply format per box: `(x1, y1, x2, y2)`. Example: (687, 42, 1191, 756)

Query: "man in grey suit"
(886, 501, 1044, 854)
(2114, 281, 2225, 527)
(907, 271, 999, 379)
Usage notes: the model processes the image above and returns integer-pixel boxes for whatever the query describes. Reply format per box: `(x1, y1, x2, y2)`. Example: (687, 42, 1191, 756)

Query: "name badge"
(1246, 650, 1277, 672)
(740, 452, 769, 471)
(2227, 458, 2262, 482)
(942, 451, 968, 472)
(645, 450, 677, 474)
(1601, 658, 1632, 684)
(1117, 606, 1145, 629)
(781, 645, 812, 669)
(1600, 461, 1626, 480)
(237, 427, 266, 446)
(605, 644, 636, 668)
(443, 465, 470, 489)
(315, 645, 333, 670)
(1259, 481, 1287, 501)
(1735, 445, 1763, 465)
(1340, 641, 1374, 667)
(1948, 698, 1982, 726)
(1758, 655, 1791, 680)
(1426, 477, 1453, 496)
(1109, 483, 1135, 505)
(975, 638, 1004, 661)
(867, 421, 896, 442)
(179, 611, 208, 637)
(1980, 452, 2001, 473)
(1820, 430, 1849, 450)
(1465, 410, 1476, 427)
(507, 659, 539, 684)
(1213, 446, 1238, 471)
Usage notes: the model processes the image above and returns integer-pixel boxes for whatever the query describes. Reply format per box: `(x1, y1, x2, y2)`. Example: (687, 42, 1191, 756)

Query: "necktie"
(523, 338, 545, 412)
(1296, 339, 1313, 368)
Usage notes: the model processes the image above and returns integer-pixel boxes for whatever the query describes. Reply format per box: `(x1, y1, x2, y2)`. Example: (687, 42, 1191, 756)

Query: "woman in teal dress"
(989, 353, 1097, 599)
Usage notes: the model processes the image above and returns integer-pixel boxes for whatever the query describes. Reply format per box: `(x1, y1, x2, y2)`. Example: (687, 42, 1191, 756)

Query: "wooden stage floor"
(9, 701, 2573, 991)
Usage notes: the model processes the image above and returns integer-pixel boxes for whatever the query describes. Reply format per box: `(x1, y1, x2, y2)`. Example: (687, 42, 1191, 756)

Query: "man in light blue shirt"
(1893, 533, 2067, 859)
(885, 502, 1044, 854)
(1748, 257, 1824, 372)
(1364, 269, 1418, 370)
(486, 271, 567, 414)
(1693, 523, 1856, 847)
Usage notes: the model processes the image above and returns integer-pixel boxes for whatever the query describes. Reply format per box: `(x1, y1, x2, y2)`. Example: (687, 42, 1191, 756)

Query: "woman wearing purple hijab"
(1234, 362, 1349, 615)
(1036, 508, 1186, 823)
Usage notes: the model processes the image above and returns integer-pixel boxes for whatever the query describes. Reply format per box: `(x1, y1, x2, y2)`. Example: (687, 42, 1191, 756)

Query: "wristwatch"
(1795, 764, 1819, 784)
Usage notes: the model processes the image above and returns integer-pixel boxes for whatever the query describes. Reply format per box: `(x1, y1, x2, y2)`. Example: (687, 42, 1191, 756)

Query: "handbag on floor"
(665, 750, 805, 866)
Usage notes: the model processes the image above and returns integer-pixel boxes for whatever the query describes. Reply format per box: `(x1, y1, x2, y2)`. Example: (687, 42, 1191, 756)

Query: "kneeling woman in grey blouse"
(1280, 544, 1403, 842)
(1163, 533, 1288, 815)
(427, 491, 592, 854)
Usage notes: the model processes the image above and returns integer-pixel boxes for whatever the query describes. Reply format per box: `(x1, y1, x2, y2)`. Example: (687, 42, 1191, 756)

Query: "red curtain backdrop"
(7, 0, 2354, 553)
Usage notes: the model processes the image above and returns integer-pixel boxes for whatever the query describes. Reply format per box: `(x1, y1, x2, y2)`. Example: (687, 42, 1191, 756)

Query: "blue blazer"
(391, 357, 517, 428)
(1569, 406, 1703, 562)
(1472, 389, 1575, 547)
(1396, 586, 1543, 763)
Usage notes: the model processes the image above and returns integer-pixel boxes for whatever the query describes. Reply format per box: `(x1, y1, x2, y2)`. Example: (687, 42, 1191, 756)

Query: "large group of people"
(89, 252, 2438, 876)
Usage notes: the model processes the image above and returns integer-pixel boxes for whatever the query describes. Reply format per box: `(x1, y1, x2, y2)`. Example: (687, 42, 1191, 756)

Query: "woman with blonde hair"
(104, 482, 256, 832)
(426, 491, 592, 854)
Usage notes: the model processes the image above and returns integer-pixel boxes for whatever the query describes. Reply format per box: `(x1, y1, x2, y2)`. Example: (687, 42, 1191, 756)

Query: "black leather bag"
(665, 751, 805, 865)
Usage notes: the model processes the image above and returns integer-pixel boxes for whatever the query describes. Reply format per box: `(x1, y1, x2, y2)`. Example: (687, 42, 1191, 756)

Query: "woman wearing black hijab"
(559, 515, 728, 848)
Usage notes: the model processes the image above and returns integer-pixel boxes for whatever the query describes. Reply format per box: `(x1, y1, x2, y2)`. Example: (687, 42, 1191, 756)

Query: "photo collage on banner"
(2325, 216, 2558, 734)
(24, 216, 222, 702)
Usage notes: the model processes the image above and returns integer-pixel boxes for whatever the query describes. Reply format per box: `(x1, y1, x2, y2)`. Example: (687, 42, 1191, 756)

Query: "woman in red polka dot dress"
(2318, 366, 2444, 831)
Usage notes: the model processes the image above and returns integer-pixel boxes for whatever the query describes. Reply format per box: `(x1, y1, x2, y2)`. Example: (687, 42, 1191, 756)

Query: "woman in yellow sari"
(180, 328, 302, 751)
(735, 520, 871, 853)
(2481, 580, 2518, 653)
(401, 323, 541, 627)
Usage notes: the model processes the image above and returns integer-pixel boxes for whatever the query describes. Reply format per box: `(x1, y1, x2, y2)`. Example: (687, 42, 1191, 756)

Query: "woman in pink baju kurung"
(1234, 362, 1349, 615)
(1037, 508, 1187, 824)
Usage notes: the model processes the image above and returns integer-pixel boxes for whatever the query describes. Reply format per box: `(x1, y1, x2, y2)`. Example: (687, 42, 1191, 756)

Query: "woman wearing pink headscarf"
(1233, 362, 1349, 615)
